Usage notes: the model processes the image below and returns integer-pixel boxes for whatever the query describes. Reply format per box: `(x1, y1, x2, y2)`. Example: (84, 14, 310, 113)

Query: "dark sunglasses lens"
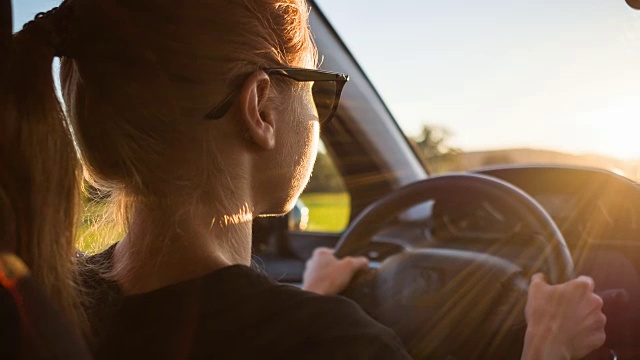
(311, 81, 338, 124)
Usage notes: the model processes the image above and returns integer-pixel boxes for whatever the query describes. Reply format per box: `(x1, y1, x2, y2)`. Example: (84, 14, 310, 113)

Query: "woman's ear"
(237, 71, 276, 150)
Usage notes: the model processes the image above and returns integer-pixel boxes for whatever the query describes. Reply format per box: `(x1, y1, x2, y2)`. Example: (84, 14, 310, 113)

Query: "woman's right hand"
(521, 273, 607, 360)
(301, 247, 368, 296)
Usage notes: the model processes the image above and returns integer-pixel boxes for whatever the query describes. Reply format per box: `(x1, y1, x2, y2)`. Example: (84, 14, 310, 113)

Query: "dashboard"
(358, 166, 640, 302)
(358, 166, 640, 263)
(476, 166, 640, 246)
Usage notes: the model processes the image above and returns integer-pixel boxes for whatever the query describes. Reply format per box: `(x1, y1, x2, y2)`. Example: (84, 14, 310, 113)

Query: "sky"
(315, 0, 640, 160)
(14, 0, 640, 160)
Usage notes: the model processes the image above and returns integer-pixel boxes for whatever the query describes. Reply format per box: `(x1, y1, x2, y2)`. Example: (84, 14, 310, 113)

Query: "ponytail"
(0, 3, 87, 335)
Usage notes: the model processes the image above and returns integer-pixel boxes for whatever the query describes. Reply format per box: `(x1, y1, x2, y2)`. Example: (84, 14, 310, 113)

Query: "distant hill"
(432, 148, 640, 181)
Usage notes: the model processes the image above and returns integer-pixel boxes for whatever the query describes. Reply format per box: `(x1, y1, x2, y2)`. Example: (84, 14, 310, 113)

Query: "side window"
(290, 140, 351, 233)
(78, 187, 121, 254)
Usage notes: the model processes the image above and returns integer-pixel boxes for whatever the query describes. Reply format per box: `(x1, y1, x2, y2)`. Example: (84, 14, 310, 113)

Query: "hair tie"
(22, 1, 75, 57)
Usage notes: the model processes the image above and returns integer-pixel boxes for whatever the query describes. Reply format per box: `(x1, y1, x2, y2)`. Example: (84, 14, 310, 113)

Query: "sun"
(581, 102, 640, 160)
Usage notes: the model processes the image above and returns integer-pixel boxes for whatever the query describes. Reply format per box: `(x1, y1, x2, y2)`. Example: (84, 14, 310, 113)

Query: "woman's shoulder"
(76, 252, 411, 360)
(77, 245, 119, 298)
(210, 273, 412, 360)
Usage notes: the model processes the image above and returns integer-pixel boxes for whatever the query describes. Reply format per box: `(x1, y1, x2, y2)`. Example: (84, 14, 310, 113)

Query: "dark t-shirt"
(80, 246, 411, 360)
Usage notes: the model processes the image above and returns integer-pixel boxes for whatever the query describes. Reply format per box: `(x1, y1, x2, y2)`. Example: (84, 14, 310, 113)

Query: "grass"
(78, 192, 351, 252)
(299, 192, 350, 233)
(77, 201, 121, 254)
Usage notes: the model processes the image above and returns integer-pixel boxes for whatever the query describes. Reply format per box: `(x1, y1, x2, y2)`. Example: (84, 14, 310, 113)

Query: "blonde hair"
(61, 0, 316, 245)
(1, 17, 86, 332)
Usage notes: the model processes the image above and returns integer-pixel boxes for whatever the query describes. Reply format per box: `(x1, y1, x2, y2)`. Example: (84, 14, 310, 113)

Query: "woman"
(10, 0, 605, 358)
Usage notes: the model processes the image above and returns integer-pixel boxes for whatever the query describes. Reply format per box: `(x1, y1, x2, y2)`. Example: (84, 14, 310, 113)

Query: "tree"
(481, 152, 513, 167)
(411, 124, 463, 173)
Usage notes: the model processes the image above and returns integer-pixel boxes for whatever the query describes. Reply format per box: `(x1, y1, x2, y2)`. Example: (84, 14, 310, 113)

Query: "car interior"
(251, 2, 640, 359)
(7, 0, 640, 359)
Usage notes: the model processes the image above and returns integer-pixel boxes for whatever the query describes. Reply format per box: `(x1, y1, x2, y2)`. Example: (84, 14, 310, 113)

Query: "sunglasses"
(205, 68, 349, 125)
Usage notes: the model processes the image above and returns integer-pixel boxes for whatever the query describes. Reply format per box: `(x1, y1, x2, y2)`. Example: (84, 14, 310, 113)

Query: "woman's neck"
(111, 202, 253, 295)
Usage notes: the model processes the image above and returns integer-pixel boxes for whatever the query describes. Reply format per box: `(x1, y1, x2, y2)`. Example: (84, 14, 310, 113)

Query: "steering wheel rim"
(335, 173, 574, 284)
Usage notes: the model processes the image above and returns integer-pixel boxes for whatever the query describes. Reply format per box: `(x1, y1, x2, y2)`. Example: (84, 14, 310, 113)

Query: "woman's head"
(4, 0, 328, 334)
(61, 0, 320, 222)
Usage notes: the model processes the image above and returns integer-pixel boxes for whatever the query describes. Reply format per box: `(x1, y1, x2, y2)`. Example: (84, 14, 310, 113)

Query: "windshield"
(15, 1, 640, 181)
(317, 0, 640, 181)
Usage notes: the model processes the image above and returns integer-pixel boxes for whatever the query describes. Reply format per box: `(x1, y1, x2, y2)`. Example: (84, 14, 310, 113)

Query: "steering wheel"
(335, 173, 574, 359)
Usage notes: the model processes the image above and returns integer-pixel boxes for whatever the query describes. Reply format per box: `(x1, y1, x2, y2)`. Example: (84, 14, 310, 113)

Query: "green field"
(78, 192, 351, 252)
(299, 192, 350, 233)
(77, 201, 121, 254)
